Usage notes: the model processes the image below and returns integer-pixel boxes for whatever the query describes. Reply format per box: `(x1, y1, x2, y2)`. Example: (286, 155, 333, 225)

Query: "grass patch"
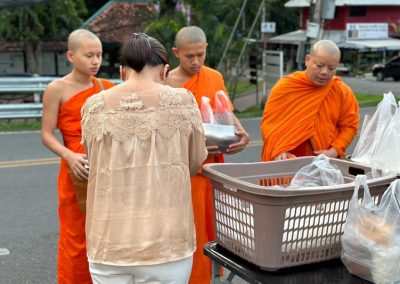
(234, 105, 263, 119)
(0, 121, 41, 132)
(355, 93, 383, 107)
(235, 81, 257, 97)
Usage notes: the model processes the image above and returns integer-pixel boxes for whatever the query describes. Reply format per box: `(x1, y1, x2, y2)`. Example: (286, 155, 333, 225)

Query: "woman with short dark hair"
(81, 33, 207, 283)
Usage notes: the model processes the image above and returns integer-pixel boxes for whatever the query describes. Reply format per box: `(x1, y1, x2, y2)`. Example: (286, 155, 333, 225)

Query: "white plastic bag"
(371, 102, 400, 174)
(200, 91, 234, 125)
(200, 96, 215, 124)
(289, 155, 344, 188)
(352, 92, 397, 166)
(213, 90, 235, 125)
(201, 91, 239, 152)
(341, 175, 400, 284)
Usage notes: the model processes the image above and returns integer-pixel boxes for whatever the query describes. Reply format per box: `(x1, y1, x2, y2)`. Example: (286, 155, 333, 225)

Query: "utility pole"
(217, 0, 249, 71)
(227, 0, 264, 101)
(261, 2, 269, 107)
(301, 0, 323, 68)
(312, 0, 324, 42)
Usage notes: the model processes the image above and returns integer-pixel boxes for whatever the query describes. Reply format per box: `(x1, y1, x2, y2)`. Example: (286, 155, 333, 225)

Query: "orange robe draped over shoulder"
(56, 78, 114, 284)
(261, 71, 359, 161)
(182, 66, 232, 284)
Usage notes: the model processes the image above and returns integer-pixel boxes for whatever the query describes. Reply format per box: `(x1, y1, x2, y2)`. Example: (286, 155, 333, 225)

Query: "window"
(349, 6, 366, 17)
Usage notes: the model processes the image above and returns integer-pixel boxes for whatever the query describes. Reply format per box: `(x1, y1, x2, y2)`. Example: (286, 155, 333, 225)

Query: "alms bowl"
(203, 123, 240, 153)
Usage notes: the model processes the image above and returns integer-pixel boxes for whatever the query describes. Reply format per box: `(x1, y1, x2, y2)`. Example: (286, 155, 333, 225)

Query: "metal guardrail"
(0, 85, 47, 93)
(0, 76, 59, 84)
(0, 77, 121, 121)
(0, 77, 55, 103)
(0, 103, 42, 122)
(0, 77, 121, 94)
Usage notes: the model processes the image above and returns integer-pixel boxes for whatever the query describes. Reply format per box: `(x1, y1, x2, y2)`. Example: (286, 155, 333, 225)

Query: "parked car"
(372, 56, 400, 81)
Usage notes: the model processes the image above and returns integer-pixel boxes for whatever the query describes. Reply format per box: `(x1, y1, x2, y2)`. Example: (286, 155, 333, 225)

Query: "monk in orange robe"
(167, 26, 250, 284)
(41, 29, 114, 283)
(261, 39, 359, 162)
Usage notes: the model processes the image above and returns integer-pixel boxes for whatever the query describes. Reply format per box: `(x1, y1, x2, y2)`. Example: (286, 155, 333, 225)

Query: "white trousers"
(89, 256, 193, 284)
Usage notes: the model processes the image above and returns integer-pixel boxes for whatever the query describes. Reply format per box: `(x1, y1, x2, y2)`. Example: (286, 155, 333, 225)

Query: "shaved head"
(305, 40, 341, 86)
(310, 39, 341, 58)
(175, 26, 207, 48)
(68, 29, 100, 51)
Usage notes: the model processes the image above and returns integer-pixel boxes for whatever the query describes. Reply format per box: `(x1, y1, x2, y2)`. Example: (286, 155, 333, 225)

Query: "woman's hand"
(66, 152, 89, 180)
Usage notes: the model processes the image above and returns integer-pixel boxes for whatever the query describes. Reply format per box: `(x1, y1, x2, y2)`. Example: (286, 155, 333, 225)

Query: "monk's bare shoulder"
(167, 67, 191, 88)
(43, 79, 68, 101)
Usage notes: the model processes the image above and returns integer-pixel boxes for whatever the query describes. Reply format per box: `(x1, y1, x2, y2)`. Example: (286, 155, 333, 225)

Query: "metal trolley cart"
(204, 241, 371, 284)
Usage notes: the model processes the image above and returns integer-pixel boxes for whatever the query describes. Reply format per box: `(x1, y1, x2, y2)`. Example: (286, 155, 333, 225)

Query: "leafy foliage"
(144, 0, 299, 71)
(145, 7, 186, 68)
(0, 0, 87, 73)
(0, 0, 87, 42)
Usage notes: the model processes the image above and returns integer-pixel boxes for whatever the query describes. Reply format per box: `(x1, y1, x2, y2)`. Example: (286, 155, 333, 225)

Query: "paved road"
(342, 73, 400, 95)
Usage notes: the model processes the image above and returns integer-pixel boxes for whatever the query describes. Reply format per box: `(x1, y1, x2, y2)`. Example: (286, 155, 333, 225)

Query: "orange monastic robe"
(261, 71, 359, 161)
(182, 66, 232, 284)
(56, 78, 114, 284)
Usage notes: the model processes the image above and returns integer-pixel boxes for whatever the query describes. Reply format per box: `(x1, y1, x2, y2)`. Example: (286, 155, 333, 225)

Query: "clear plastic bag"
(201, 91, 234, 125)
(341, 175, 400, 284)
(201, 96, 215, 124)
(371, 102, 400, 174)
(289, 155, 345, 188)
(201, 91, 239, 152)
(213, 90, 235, 125)
(352, 92, 397, 166)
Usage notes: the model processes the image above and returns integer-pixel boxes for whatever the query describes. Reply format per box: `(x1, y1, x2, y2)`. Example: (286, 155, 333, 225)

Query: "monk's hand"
(275, 152, 296, 160)
(314, 147, 338, 158)
(66, 152, 89, 180)
(225, 130, 250, 154)
(207, 145, 222, 156)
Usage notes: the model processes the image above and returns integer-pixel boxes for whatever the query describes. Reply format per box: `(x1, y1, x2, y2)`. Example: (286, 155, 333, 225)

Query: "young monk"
(261, 39, 359, 161)
(167, 26, 250, 284)
(41, 29, 114, 283)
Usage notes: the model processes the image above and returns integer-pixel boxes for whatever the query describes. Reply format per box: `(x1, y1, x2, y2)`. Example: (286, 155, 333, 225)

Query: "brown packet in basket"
(68, 168, 87, 213)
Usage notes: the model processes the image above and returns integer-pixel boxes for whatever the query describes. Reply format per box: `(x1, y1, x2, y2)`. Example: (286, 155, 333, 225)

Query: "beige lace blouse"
(81, 86, 208, 266)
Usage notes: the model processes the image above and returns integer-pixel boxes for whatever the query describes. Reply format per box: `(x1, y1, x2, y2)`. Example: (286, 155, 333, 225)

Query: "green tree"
(143, 0, 185, 68)
(0, 0, 87, 74)
(145, 0, 298, 69)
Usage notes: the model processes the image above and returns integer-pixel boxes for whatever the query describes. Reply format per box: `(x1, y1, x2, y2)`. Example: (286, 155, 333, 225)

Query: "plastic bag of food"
(201, 96, 215, 124)
(289, 155, 344, 188)
(213, 90, 235, 125)
(341, 175, 400, 284)
(201, 91, 239, 152)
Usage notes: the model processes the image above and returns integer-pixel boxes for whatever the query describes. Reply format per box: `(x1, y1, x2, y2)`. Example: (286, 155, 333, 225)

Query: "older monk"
(261, 39, 359, 161)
